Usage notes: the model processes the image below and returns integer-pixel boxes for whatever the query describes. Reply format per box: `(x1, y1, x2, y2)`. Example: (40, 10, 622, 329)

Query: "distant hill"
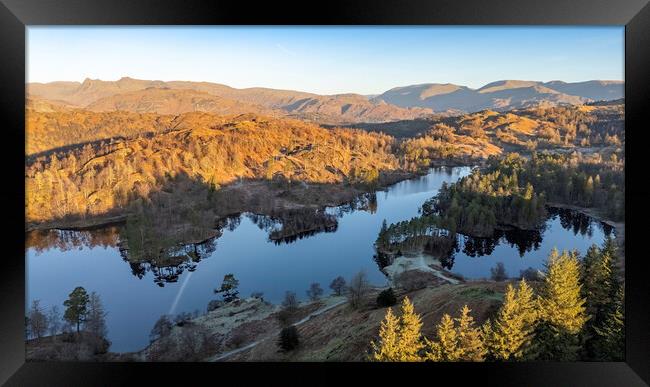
(28, 77, 433, 124)
(374, 80, 623, 112)
(27, 77, 623, 121)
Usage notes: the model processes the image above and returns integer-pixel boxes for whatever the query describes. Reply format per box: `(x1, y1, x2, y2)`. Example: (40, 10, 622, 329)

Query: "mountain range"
(28, 77, 623, 123)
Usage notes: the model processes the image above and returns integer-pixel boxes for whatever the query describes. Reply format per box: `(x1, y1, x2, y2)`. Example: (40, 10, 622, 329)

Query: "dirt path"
(209, 298, 348, 361)
(384, 255, 460, 285)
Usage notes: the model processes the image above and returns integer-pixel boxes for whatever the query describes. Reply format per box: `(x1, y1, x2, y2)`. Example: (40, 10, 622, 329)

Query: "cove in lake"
(26, 166, 613, 352)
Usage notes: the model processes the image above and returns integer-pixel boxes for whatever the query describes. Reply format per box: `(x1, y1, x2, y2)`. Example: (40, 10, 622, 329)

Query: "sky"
(27, 26, 624, 95)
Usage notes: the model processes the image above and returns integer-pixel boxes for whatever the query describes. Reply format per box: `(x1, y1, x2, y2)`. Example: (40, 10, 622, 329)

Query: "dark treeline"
(518, 151, 624, 220)
(422, 154, 547, 237)
(421, 150, 623, 239)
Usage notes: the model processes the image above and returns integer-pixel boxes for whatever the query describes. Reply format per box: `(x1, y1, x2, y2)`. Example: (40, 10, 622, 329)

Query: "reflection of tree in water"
(431, 236, 459, 270)
(119, 237, 217, 287)
(461, 227, 544, 258)
(374, 206, 611, 274)
(329, 192, 378, 218)
(547, 207, 613, 238)
(118, 201, 222, 286)
(247, 208, 338, 245)
(500, 227, 544, 256)
(26, 227, 121, 254)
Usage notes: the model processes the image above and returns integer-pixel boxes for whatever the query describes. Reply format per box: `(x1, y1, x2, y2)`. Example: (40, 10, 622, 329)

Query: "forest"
(25, 113, 400, 228)
(418, 150, 624, 239)
(25, 98, 624, 235)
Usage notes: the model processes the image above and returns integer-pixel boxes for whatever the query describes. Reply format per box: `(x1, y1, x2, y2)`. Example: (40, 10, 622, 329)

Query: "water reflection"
(375, 206, 613, 273)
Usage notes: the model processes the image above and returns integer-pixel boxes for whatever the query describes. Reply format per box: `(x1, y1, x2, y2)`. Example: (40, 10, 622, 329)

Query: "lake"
(26, 166, 613, 352)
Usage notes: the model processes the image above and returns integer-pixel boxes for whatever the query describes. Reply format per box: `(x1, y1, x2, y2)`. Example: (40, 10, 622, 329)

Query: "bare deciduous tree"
(347, 271, 370, 309)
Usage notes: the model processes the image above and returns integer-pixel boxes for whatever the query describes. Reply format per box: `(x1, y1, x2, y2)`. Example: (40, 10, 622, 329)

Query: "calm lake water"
(26, 166, 613, 352)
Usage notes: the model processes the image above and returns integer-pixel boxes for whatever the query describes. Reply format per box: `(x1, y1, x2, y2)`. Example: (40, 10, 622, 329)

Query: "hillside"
(25, 99, 624, 232)
(28, 77, 623, 122)
(374, 80, 623, 112)
(28, 77, 434, 124)
(86, 88, 281, 116)
(25, 113, 403, 228)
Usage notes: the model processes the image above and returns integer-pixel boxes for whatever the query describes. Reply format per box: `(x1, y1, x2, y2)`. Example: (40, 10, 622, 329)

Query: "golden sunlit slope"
(26, 107, 237, 155)
(86, 87, 281, 116)
(25, 113, 400, 224)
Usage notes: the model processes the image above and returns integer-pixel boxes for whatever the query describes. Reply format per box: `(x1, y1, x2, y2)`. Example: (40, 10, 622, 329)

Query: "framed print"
(1, 0, 649, 385)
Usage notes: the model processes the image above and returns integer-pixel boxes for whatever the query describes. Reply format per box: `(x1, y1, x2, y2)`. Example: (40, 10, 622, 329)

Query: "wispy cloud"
(276, 43, 296, 56)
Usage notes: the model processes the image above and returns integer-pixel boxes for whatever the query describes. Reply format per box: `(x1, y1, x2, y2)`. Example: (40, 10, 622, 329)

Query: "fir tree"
(583, 237, 624, 360)
(591, 285, 624, 361)
(533, 249, 587, 360)
(431, 314, 462, 361)
(371, 307, 401, 361)
(485, 280, 537, 361)
(456, 305, 486, 361)
(539, 249, 587, 334)
(396, 297, 425, 361)
(370, 297, 424, 362)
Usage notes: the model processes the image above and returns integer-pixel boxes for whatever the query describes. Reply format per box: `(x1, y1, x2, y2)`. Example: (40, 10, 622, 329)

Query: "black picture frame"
(1, 0, 649, 385)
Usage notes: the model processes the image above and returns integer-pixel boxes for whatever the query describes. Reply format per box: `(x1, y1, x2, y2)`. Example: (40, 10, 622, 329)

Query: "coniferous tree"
(370, 297, 424, 362)
(591, 285, 624, 361)
(533, 249, 587, 360)
(429, 314, 461, 361)
(214, 273, 240, 303)
(64, 286, 90, 334)
(484, 280, 537, 361)
(583, 237, 624, 360)
(371, 307, 401, 361)
(397, 297, 425, 361)
(456, 305, 486, 361)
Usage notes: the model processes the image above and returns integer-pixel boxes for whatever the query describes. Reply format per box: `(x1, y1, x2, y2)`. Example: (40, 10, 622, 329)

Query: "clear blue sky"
(27, 26, 624, 95)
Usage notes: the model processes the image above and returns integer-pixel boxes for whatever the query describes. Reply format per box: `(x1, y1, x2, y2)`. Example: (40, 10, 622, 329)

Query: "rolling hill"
(28, 77, 624, 122)
(374, 80, 623, 112)
(28, 77, 434, 124)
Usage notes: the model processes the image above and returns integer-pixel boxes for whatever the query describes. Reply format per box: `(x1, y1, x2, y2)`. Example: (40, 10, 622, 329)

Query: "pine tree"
(432, 314, 462, 361)
(583, 237, 624, 360)
(456, 305, 486, 361)
(591, 285, 624, 361)
(64, 286, 90, 334)
(539, 249, 587, 334)
(533, 249, 587, 360)
(371, 307, 400, 361)
(214, 273, 239, 303)
(370, 297, 424, 362)
(396, 297, 425, 361)
(485, 280, 537, 361)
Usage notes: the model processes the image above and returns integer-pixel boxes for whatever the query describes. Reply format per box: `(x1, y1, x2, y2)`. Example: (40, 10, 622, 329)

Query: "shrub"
(376, 288, 397, 307)
(520, 267, 542, 281)
(277, 326, 299, 352)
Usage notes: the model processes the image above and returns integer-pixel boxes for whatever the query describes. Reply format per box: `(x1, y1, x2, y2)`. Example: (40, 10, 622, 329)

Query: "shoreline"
(25, 162, 470, 234)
